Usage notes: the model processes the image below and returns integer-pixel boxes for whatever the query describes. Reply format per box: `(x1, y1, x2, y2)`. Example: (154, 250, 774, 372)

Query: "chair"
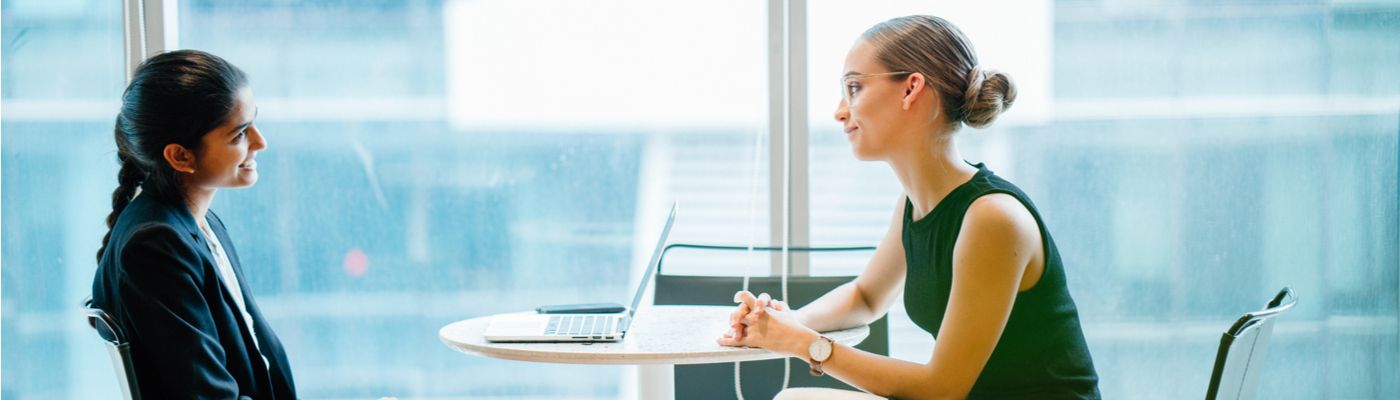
(81, 298, 142, 400)
(1204, 287, 1297, 400)
(654, 243, 887, 400)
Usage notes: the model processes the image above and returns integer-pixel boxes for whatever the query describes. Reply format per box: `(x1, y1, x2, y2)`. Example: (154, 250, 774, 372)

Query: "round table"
(440, 305, 869, 399)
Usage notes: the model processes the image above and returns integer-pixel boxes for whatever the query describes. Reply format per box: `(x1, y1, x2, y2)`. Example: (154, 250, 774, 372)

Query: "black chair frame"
(654, 243, 884, 400)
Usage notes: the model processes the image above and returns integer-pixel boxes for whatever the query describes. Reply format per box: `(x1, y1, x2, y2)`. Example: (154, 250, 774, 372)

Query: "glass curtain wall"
(3, 0, 1397, 399)
(2, 0, 125, 398)
(3, 0, 768, 398)
(808, 1, 1399, 399)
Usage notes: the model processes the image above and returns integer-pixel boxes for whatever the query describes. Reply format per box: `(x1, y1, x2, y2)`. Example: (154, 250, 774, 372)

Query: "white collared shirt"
(198, 220, 269, 368)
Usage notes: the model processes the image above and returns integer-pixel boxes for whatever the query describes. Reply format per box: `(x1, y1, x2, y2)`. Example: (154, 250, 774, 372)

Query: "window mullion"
(767, 0, 811, 277)
(766, 0, 785, 276)
(121, 0, 146, 80)
(787, 0, 810, 277)
(124, 0, 179, 82)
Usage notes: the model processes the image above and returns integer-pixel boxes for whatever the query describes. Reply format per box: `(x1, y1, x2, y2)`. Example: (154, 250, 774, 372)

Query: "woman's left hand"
(717, 292, 818, 358)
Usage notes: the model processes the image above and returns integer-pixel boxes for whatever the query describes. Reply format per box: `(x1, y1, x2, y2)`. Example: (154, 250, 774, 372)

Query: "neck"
(184, 186, 216, 228)
(886, 132, 978, 221)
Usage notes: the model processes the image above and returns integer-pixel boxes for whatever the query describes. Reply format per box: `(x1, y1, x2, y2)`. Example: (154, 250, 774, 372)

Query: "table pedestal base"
(638, 364, 675, 400)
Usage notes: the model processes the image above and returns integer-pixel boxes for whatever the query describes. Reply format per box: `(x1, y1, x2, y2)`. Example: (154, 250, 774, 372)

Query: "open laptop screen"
(625, 201, 678, 321)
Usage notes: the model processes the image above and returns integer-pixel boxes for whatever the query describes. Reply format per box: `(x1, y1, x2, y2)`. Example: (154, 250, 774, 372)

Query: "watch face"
(809, 337, 832, 362)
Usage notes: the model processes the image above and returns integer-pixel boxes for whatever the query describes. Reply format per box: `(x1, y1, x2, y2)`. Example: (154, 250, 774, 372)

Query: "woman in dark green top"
(718, 15, 1100, 399)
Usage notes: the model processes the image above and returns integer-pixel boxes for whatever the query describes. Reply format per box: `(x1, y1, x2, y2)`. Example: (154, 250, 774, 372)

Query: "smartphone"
(535, 302, 627, 314)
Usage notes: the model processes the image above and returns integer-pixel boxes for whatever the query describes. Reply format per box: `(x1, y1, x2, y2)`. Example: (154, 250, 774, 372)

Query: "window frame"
(129, 0, 822, 276)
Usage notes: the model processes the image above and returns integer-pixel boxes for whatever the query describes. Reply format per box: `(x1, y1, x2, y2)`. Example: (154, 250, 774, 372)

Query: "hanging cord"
(774, 0, 795, 393)
(743, 123, 764, 288)
(735, 122, 765, 400)
(740, 0, 797, 392)
(662, 244, 874, 399)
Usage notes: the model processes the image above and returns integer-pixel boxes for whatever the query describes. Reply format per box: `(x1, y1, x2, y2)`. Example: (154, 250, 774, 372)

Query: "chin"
(850, 146, 879, 161)
(233, 174, 259, 188)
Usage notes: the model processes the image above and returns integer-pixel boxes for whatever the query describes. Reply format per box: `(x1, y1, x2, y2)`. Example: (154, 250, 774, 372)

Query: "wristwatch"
(806, 335, 835, 376)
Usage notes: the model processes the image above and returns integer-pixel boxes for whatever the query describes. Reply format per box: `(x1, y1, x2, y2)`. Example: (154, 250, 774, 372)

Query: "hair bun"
(961, 67, 1016, 129)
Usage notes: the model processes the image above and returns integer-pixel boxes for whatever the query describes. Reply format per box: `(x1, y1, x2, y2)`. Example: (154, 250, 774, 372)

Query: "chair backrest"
(1205, 287, 1297, 400)
(654, 243, 887, 400)
(81, 298, 142, 400)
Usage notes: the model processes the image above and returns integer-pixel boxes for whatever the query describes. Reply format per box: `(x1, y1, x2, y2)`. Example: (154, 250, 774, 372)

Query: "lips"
(239, 159, 257, 169)
(844, 126, 858, 134)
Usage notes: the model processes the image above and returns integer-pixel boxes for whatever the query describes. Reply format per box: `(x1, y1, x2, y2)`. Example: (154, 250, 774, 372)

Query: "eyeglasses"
(840, 71, 912, 104)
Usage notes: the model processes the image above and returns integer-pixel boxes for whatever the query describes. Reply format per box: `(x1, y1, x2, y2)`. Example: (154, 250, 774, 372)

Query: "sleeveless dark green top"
(903, 163, 1100, 399)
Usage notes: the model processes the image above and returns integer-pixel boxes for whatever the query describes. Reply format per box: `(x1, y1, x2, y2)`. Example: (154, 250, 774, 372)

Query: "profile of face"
(166, 87, 267, 191)
(833, 40, 931, 162)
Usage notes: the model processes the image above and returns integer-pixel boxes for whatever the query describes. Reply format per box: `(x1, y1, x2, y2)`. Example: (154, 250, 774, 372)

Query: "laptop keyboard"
(545, 315, 617, 336)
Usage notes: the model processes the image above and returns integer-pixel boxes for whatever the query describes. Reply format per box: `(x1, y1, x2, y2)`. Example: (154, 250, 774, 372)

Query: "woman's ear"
(163, 143, 197, 174)
(901, 73, 929, 111)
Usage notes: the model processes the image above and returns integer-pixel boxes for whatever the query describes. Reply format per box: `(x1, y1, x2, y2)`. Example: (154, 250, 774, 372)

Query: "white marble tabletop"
(439, 305, 869, 365)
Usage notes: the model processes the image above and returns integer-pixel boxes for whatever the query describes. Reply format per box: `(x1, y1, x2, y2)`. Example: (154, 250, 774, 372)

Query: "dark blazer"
(91, 189, 297, 400)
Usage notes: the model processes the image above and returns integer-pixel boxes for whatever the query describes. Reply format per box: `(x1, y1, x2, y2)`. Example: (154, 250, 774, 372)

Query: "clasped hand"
(716, 290, 817, 358)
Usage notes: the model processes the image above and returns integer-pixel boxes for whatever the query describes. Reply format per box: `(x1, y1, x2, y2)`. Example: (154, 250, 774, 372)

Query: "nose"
(249, 126, 268, 151)
(834, 98, 849, 123)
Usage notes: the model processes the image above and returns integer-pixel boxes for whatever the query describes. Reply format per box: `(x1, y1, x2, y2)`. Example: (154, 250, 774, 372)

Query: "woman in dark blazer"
(91, 50, 296, 400)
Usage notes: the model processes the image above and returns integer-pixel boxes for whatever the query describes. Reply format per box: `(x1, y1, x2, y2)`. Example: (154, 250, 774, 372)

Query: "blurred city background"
(3, 0, 1397, 398)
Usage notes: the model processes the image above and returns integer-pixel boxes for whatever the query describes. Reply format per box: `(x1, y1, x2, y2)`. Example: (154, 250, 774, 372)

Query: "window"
(178, 0, 765, 397)
(808, 1, 1399, 398)
(1, 0, 125, 398)
(2, 0, 1396, 399)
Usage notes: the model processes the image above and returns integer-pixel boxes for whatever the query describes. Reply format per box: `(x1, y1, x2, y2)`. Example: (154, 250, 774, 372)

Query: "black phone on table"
(535, 302, 626, 314)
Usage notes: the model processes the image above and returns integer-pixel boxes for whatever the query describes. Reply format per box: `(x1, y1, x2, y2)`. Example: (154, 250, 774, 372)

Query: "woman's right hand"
(722, 290, 789, 344)
(724, 291, 758, 342)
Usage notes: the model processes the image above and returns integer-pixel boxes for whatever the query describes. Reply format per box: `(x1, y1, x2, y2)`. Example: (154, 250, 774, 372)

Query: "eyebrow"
(226, 107, 259, 136)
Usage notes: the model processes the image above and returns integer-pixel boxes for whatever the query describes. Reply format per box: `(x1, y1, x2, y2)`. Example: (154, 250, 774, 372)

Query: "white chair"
(1204, 287, 1296, 400)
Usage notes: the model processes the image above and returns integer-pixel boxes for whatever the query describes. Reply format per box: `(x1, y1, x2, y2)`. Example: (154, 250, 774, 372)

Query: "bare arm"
(726, 194, 1042, 399)
(793, 195, 909, 332)
(823, 194, 1039, 398)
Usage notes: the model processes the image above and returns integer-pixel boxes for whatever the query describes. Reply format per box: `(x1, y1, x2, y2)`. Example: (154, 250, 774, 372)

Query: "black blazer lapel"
(208, 212, 298, 399)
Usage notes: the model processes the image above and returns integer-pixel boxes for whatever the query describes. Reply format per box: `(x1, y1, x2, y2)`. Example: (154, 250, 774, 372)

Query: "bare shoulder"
(958, 193, 1039, 259)
(966, 193, 1035, 232)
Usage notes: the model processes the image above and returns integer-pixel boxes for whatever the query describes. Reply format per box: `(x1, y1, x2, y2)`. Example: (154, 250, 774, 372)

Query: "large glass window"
(808, 1, 1399, 399)
(2, 0, 126, 398)
(3, 0, 1397, 399)
(175, 0, 765, 398)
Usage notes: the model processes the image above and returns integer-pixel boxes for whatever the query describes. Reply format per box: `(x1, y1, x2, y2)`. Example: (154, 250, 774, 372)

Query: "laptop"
(483, 202, 677, 342)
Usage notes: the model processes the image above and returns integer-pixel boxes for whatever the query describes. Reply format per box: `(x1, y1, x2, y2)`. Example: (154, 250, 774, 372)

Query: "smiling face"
(187, 87, 266, 191)
(833, 40, 930, 161)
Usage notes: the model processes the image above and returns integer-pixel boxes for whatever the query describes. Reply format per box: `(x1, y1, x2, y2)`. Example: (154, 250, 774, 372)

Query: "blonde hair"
(861, 15, 1016, 129)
